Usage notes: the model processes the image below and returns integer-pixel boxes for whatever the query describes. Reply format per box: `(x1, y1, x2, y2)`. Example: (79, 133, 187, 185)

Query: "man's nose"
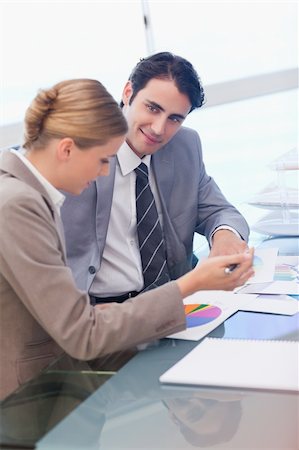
(151, 115, 167, 136)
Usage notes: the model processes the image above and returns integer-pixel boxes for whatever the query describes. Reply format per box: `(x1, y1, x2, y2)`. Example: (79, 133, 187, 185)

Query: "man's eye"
(170, 117, 182, 123)
(147, 104, 157, 112)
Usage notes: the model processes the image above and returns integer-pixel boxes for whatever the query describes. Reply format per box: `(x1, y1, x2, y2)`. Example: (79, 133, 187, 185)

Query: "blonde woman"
(0, 79, 254, 400)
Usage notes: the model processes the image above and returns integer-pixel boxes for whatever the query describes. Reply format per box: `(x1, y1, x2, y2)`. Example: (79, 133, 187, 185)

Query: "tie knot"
(135, 162, 148, 179)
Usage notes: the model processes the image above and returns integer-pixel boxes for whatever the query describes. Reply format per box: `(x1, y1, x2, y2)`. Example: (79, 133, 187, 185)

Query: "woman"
(0, 79, 254, 400)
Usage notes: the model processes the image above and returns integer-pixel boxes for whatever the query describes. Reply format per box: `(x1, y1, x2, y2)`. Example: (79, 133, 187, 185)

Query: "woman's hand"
(177, 248, 254, 298)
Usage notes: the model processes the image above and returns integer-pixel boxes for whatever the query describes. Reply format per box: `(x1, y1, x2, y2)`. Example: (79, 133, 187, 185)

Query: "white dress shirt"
(90, 142, 163, 297)
(11, 148, 65, 215)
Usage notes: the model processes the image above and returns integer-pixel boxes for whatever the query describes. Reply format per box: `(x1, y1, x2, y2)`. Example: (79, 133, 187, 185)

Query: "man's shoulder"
(176, 125, 199, 139)
(168, 126, 200, 146)
(159, 126, 201, 154)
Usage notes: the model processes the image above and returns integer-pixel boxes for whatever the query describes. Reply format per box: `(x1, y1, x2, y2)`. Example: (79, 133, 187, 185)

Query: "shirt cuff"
(209, 226, 241, 247)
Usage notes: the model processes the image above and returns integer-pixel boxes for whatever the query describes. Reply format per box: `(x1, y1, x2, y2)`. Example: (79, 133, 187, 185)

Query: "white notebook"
(159, 338, 299, 392)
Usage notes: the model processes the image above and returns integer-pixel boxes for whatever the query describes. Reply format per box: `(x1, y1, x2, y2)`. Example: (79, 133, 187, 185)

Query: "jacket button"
(88, 266, 96, 274)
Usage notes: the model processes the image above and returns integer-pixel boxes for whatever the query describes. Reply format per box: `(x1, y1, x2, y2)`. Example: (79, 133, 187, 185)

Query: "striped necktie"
(135, 162, 170, 290)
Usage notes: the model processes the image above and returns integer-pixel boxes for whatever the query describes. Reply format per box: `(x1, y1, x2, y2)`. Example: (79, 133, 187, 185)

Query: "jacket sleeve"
(173, 128, 250, 243)
(0, 189, 186, 360)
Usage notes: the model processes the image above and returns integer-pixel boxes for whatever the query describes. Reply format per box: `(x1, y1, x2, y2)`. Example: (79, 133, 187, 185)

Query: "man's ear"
(56, 138, 75, 161)
(122, 81, 133, 106)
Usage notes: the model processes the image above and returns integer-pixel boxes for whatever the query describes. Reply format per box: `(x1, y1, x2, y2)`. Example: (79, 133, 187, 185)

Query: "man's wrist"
(209, 226, 241, 247)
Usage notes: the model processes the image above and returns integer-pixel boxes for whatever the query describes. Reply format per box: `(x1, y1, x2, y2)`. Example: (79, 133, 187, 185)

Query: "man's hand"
(209, 229, 248, 257)
(177, 249, 254, 297)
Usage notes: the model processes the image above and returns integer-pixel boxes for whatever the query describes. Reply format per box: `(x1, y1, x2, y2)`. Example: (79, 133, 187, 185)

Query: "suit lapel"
(152, 145, 187, 272)
(152, 145, 174, 208)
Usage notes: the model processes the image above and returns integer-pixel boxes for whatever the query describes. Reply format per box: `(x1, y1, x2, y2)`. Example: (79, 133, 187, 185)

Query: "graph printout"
(274, 256, 299, 282)
(249, 248, 278, 283)
(185, 304, 222, 328)
(238, 255, 299, 296)
(168, 291, 255, 341)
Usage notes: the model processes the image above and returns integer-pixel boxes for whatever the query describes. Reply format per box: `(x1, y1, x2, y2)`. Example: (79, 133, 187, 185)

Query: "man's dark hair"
(120, 51, 205, 113)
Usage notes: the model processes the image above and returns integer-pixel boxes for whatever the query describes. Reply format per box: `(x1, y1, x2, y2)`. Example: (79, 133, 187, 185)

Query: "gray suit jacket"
(0, 151, 185, 400)
(61, 127, 249, 291)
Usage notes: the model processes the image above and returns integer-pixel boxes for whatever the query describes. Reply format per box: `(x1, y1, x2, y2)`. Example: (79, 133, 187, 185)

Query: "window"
(0, 1, 147, 126)
(147, 1, 297, 84)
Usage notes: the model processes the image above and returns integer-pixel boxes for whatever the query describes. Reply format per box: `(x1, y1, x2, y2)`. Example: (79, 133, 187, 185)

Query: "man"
(61, 52, 249, 303)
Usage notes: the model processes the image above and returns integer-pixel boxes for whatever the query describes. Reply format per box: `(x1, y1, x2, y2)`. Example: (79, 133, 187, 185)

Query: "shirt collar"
(11, 148, 65, 213)
(117, 141, 151, 176)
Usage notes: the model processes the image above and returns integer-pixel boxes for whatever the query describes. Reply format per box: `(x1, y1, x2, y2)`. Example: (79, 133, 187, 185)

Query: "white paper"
(274, 255, 299, 282)
(237, 253, 299, 294)
(238, 281, 299, 295)
(275, 255, 299, 265)
(258, 281, 299, 295)
(249, 247, 279, 283)
(160, 338, 299, 392)
(240, 294, 299, 315)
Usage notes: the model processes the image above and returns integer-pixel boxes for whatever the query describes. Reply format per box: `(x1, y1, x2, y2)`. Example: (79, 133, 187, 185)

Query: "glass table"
(1, 237, 298, 449)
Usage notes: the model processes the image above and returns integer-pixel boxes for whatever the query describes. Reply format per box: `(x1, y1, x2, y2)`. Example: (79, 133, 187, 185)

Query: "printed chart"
(185, 304, 222, 328)
(274, 263, 299, 282)
(247, 248, 278, 283)
(169, 291, 255, 340)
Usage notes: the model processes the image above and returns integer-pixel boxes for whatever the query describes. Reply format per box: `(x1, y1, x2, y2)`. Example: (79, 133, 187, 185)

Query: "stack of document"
(248, 188, 299, 210)
(248, 148, 299, 236)
(251, 210, 299, 236)
(267, 147, 299, 171)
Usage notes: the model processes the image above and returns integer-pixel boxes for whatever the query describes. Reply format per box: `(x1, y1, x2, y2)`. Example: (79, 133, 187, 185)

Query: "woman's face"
(64, 135, 125, 194)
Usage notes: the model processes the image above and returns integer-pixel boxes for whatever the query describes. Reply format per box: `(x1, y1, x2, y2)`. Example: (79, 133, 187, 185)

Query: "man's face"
(121, 78, 191, 157)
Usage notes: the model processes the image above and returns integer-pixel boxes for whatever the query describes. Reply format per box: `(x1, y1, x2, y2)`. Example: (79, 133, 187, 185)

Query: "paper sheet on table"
(275, 255, 299, 266)
(249, 247, 279, 283)
(167, 291, 256, 341)
(238, 281, 299, 295)
(274, 255, 299, 281)
(240, 294, 299, 315)
(237, 254, 299, 295)
(259, 281, 299, 295)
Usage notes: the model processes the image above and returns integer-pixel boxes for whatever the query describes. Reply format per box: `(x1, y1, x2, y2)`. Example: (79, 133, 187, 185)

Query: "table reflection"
(163, 393, 243, 447)
(0, 350, 136, 448)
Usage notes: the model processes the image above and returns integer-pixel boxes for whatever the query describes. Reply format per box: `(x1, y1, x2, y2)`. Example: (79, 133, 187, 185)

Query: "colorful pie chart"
(184, 303, 222, 328)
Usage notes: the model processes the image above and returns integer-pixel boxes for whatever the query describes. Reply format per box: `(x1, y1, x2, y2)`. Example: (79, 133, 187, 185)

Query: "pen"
(224, 264, 238, 274)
